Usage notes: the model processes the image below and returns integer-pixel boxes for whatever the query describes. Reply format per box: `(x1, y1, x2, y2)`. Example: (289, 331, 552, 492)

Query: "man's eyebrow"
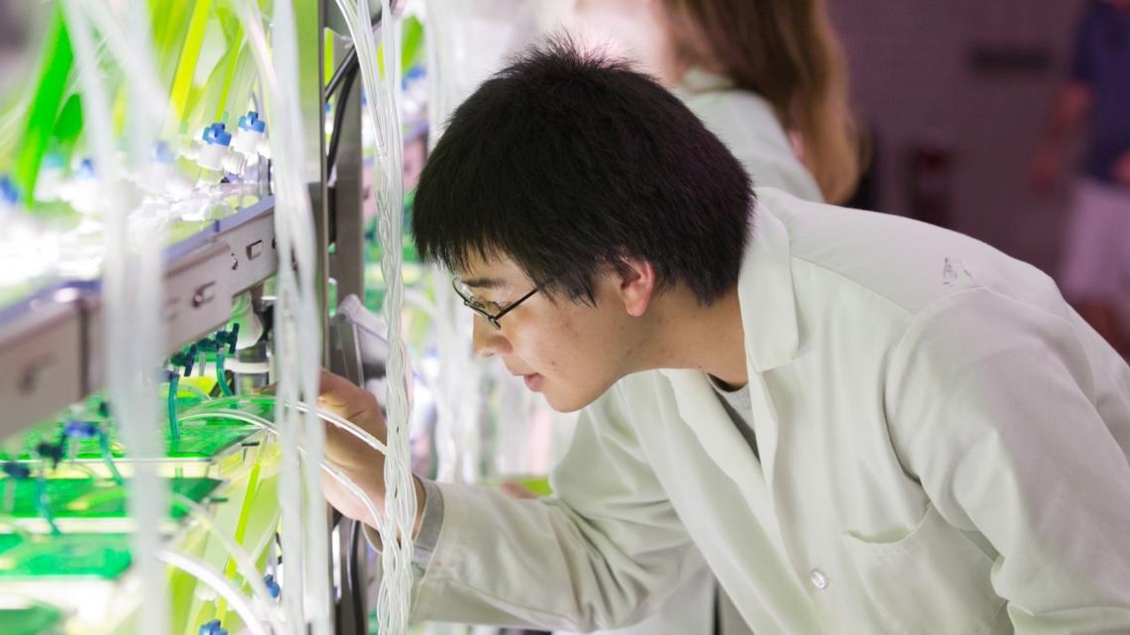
(460, 277, 508, 290)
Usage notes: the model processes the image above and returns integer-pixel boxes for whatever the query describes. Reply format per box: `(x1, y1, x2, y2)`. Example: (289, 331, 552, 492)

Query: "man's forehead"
(456, 253, 525, 289)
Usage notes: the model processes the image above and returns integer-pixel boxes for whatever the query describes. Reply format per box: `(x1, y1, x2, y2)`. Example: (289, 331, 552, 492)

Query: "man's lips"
(506, 365, 543, 391)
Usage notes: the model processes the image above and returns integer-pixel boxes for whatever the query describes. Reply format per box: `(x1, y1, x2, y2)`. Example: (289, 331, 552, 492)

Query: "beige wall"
(831, 0, 1087, 273)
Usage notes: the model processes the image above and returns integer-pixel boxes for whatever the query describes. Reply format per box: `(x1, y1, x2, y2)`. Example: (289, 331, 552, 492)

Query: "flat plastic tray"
(0, 532, 131, 580)
(0, 606, 64, 635)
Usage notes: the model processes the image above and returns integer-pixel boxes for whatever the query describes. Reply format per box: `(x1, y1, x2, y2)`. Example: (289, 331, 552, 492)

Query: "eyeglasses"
(451, 278, 540, 330)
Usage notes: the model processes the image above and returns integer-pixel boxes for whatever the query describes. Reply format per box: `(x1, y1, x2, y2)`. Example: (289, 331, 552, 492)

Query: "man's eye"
(469, 296, 503, 313)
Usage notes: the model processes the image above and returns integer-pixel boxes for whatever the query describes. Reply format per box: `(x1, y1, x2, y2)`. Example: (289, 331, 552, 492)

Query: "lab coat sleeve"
(885, 288, 1130, 632)
(361, 477, 444, 572)
(410, 386, 697, 631)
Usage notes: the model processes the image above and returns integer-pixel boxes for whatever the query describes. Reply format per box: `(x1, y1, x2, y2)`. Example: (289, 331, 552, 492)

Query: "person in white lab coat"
(530, 3, 859, 633)
(317, 39, 1130, 634)
(556, 0, 858, 205)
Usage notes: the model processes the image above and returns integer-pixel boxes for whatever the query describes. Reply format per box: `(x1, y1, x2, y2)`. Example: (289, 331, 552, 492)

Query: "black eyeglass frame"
(452, 278, 540, 330)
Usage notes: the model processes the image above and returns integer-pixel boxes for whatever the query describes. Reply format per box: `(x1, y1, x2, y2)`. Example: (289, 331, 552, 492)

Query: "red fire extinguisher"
(907, 135, 955, 229)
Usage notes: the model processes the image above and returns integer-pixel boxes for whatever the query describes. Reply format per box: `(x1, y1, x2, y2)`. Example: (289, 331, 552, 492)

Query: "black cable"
(350, 518, 366, 634)
(324, 0, 391, 99)
(325, 47, 360, 100)
(326, 59, 360, 177)
(325, 0, 395, 176)
(342, 517, 354, 596)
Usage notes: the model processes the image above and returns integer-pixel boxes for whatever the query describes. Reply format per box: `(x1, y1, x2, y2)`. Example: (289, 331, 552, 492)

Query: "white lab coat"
(679, 69, 823, 203)
(544, 73, 823, 635)
(410, 188, 1130, 634)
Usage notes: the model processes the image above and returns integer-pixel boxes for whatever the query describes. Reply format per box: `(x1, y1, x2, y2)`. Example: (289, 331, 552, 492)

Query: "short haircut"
(411, 36, 754, 305)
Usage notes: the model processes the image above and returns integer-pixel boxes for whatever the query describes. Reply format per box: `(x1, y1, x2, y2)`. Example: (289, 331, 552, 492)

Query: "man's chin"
(546, 400, 586, 414)
(540, 385, 603, 414)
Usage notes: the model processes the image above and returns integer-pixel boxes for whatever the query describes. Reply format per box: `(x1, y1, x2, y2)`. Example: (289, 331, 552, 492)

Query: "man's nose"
(471, 316, 511, 358)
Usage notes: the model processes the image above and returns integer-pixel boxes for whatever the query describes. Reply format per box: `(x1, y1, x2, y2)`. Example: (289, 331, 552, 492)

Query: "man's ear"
(614, 257, 657, 317)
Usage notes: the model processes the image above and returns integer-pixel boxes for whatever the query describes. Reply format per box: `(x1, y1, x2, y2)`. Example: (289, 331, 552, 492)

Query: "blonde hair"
(664, 0, 861, 203)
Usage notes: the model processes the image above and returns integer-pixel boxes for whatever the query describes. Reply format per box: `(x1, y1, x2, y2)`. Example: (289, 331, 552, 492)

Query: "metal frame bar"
(0, 293, 85, 440)
(296, 0, 331, 365)
(329, 55, 366, 304)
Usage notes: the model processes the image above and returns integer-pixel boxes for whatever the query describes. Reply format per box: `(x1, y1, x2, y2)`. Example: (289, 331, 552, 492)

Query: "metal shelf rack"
(0, 196, 278, 441)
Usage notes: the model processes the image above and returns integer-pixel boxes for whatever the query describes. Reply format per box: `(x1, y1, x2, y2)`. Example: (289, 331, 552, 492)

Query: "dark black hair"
(411, 36, 754, 305)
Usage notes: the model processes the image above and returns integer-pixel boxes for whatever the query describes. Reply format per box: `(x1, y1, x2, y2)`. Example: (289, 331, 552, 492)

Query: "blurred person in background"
(1032, 0, 1130, 354)
(556, 0, 860, 205)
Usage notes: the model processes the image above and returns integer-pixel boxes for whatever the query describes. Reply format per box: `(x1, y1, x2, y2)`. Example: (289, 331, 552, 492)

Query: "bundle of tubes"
(330, 1, 417, 633)
(60, 1, 170, 634)
(178, 396, 397, 630)
(231, 2, 331, 634)
(419, 0, 484, 486)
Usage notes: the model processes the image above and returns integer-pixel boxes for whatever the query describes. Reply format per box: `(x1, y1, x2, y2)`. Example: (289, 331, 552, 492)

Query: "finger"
(317, 369, 360, 406)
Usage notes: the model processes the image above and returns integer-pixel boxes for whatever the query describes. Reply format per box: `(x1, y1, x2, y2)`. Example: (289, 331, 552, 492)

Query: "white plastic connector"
(194, 122, 248, 177)
(232, 129, 266, 157)
(197, 142, 229, 172)
(223, 152, 248, 177)
(233, 111, 269, 159)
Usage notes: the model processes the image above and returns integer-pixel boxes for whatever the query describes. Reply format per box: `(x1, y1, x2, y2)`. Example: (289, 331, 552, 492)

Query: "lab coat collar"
(654, 194, 798, 548)
(654, 193, 797, 512)
(675, 67, 735, 95)
(661, 366, 787, 550)
(655, 194, 798, 377)
(737, 195, 799, 372)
